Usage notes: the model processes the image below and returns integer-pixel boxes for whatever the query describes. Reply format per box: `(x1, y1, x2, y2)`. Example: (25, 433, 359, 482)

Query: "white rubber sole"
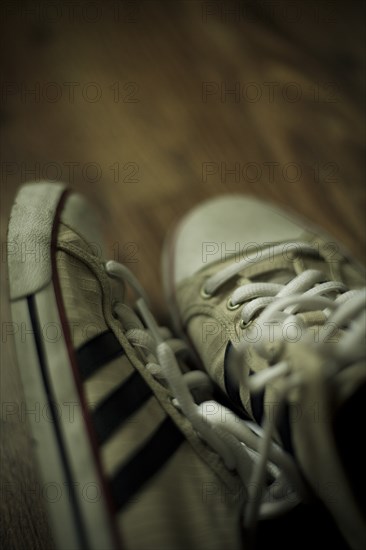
(8, 183, 118, 550)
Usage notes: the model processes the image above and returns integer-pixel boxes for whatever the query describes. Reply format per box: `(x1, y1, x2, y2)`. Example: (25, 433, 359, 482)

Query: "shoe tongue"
(263, 270, 294, 285)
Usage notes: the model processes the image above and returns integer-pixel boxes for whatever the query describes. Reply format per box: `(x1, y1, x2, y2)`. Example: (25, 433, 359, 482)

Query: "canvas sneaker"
(7, 183, 250, 550)
(163, 194, 366, 550)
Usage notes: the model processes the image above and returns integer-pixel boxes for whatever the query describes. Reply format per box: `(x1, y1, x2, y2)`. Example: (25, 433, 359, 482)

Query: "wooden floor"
(1, 1, 365, 548)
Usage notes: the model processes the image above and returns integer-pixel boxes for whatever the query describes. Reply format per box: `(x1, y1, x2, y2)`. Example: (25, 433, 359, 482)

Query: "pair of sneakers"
(7, 182, 365, 550)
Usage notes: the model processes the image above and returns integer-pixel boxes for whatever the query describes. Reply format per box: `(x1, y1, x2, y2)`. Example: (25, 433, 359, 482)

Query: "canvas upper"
(163, 194, 366, 550)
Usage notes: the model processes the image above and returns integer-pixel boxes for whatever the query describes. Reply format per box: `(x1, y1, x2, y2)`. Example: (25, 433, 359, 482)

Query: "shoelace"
(201, 241, 366, 532)
(104, 259, 310, 535)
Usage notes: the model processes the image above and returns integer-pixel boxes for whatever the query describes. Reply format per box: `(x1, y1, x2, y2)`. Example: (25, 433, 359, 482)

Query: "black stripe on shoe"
(76, 330, 125, 380)
(249, 369, 265, 424)
(92, 370, 153, 444)
(110, 417, 185, 510)
(224, 343, 243, 409)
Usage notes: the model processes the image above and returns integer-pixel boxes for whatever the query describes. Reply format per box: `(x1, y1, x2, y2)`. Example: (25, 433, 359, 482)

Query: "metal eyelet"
(239, 318, 253, 330)
(227, 297, 240, 310)
(200, 285, 212, 299)
(171, 397, 182, 411)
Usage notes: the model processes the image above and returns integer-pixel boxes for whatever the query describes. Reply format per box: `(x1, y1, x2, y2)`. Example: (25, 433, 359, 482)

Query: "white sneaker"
(7, 184, 247, 550)
(163, 194, 366, 550)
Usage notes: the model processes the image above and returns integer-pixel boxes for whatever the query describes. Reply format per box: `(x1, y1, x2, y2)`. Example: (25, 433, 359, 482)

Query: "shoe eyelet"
(239, 318, 253, 330)
(171, 397, 182, 411)
(227, 297, 240, 310)
(200, 285, 212, 299)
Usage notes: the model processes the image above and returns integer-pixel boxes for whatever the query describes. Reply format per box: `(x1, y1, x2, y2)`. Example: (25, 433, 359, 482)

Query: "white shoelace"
(104, 259, 309, 525)
(105, 247, 365, 538)
(202, 242, 366, 530)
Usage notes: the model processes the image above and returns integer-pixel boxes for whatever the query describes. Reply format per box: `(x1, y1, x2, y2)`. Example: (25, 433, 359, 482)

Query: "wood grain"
(1, 1, 365, 548)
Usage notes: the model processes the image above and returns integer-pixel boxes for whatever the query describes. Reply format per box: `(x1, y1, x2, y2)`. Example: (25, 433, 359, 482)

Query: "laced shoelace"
(201, 241, 366, 532)
(105, 259, 309, 535)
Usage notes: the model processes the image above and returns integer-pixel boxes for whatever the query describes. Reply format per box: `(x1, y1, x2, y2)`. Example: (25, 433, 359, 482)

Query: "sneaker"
(7, 183, 246, 550)
(163, 194, 366, 550)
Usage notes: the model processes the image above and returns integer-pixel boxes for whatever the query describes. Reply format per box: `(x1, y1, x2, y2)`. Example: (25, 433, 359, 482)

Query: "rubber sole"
(7, 183, 118, 550)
